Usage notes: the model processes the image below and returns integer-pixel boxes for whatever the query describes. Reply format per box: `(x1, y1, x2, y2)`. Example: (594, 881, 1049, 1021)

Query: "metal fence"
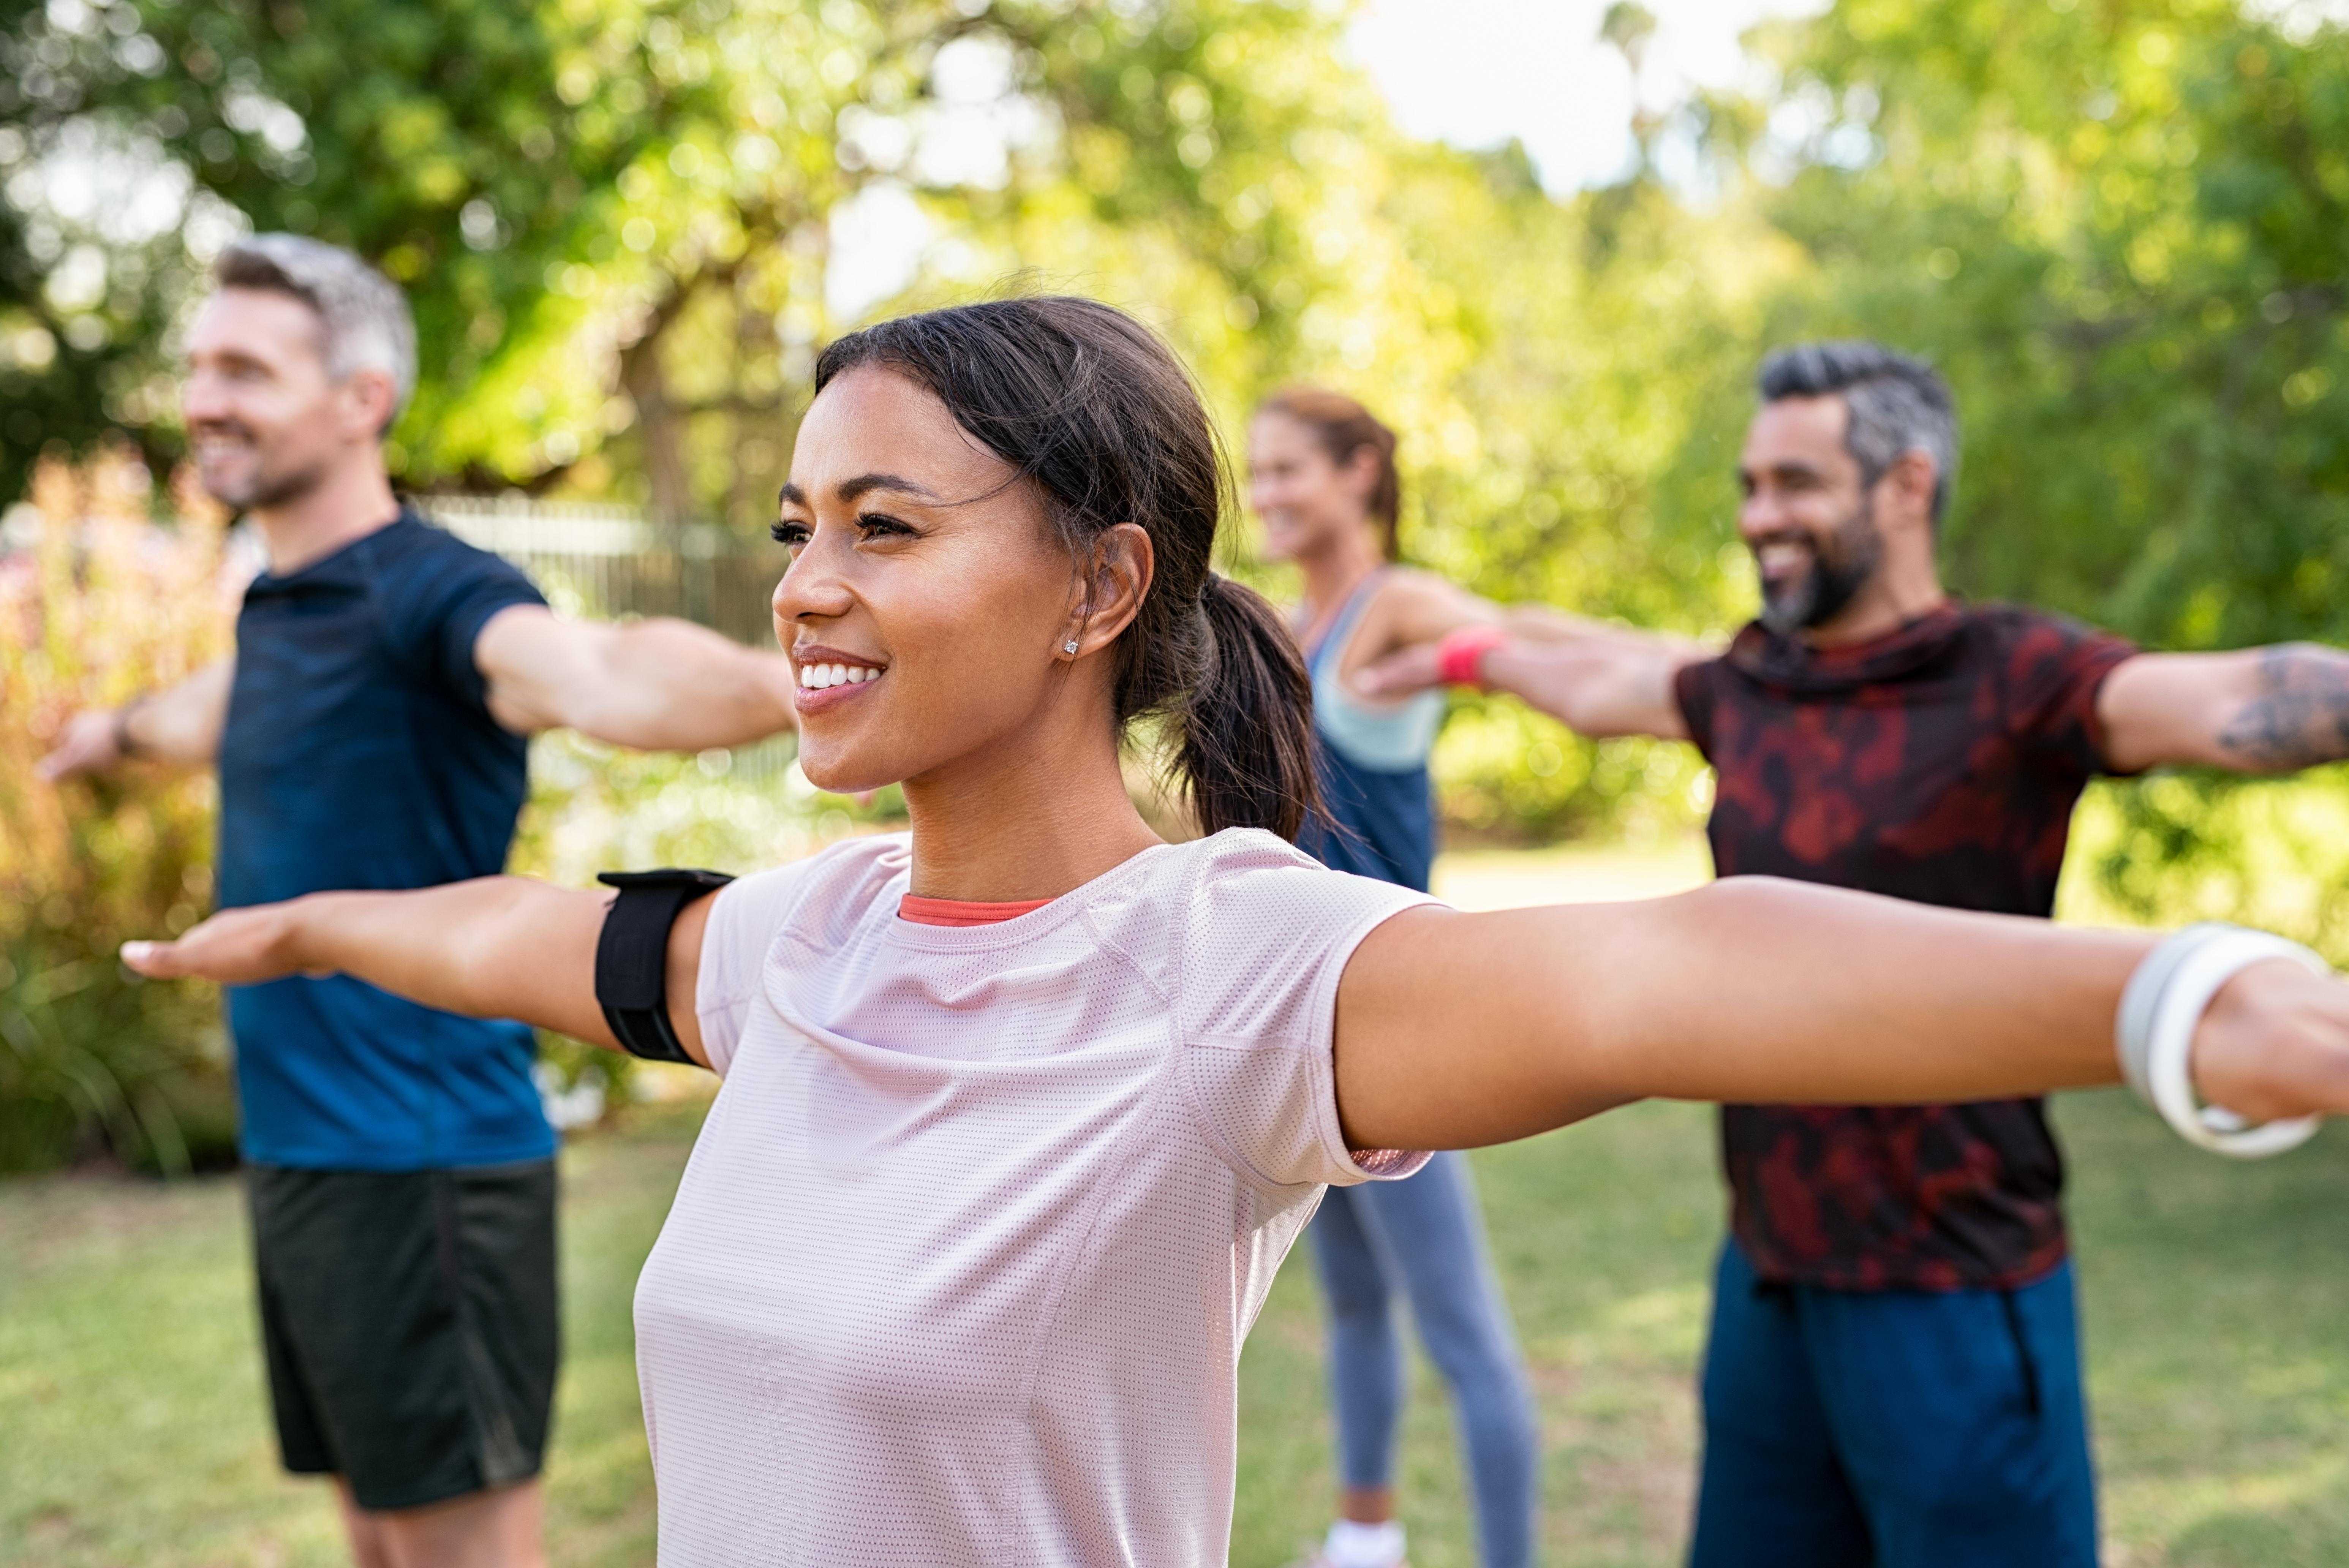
(420, 494, 798, 786)
(419, 495, 780, 648)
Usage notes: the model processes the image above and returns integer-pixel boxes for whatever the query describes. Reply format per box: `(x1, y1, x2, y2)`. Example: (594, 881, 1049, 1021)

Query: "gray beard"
(1758, 502, 1882, 637)
(201, 449, 331, 512)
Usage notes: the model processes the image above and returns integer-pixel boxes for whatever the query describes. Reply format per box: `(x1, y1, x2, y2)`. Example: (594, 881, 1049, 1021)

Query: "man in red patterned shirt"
(1363, 341, 2349, 1566)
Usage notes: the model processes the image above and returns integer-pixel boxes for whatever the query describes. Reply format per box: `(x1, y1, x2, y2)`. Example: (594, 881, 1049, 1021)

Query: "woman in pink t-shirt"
(130, 298, 2349, 1568)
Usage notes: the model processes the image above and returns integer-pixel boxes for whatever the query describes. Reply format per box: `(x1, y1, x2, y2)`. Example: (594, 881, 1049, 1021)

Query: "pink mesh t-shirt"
(632, 828, 1435, 1566)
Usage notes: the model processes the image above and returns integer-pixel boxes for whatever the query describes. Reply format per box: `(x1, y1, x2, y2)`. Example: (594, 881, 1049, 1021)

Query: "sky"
(1345, 0, 1830, 194)
(1347, 0, 2349, 195)
(827, 0, 1822, 317)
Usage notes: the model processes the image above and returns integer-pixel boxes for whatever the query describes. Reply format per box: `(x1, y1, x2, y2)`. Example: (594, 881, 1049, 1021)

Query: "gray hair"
(214, 234, 418, 424)
(1757, 340, 1958, 526)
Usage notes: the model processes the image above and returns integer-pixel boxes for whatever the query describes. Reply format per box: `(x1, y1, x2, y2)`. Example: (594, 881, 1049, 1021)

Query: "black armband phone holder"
(594, 868, 735, 1065)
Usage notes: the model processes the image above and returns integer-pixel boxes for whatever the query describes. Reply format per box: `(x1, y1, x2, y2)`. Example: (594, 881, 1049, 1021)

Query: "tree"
(1714, 0, 2349, 944)
(1723, 0, 2349, 651)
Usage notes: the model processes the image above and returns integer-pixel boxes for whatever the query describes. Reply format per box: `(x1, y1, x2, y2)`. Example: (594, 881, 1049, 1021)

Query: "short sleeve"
(1174, 833, 1440, 1192)
(693, 864, 809, 1077)
(1996, 610, 2139, 777)
(383, 527, 547, 716)
(1674, 656, 1725, 761)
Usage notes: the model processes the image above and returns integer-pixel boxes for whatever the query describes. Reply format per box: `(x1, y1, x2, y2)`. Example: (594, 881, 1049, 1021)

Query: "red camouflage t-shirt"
(1674, 602, 2139, 1291)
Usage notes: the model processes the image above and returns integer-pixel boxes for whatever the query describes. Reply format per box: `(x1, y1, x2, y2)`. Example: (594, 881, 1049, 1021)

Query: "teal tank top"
(1308, 572, 1445, 771)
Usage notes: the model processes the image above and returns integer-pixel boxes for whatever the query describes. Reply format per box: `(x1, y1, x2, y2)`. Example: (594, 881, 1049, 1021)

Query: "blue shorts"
(1690, 1241, 2098, 1568)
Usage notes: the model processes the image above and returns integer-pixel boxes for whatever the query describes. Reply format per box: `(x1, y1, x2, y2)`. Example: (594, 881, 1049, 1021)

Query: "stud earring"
(1063, 640, 1080, 655)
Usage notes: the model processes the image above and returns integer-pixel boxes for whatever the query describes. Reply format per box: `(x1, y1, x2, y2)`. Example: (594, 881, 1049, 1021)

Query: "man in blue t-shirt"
(43, 236, 799, 1566)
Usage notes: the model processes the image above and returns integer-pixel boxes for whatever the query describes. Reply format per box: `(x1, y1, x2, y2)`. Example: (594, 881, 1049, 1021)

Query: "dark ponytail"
(814, 297, 1322, 839)
(1186, 572, 1319, 840)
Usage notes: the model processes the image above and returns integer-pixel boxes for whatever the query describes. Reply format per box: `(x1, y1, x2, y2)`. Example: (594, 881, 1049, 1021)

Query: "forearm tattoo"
(2216, 644, 2349, 770)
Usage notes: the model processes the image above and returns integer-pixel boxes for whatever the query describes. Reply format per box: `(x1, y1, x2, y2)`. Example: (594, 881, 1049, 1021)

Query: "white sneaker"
(1293, 1519, 1409, 1568)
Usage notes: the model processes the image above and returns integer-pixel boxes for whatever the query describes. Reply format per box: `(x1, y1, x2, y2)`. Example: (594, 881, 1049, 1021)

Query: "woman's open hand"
(2193, 960, 2349, 1125)
(122, 903, 317, 986)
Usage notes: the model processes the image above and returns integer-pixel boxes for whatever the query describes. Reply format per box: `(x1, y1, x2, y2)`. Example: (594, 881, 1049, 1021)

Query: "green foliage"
(509, 729, 898, 1105)
(0, 0, 604, 497)
(0, 0, 1002, 507)
(1734, 0, 2349, 652)
(1718, 0, 2349, 935)
(0, 452, 237, 1174)
(2060, 771, 2349, 966)
(8, 0, 2349, 948)
(0, 0, 1777, 837)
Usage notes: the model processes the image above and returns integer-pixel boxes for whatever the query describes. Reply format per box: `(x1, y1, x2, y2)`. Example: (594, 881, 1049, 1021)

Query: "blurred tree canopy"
(13, 0, 2348, 1172)
(1723, 0, 2349, 653)
(0, 0, 2343, 846)
(1703, 0, 2349, 932)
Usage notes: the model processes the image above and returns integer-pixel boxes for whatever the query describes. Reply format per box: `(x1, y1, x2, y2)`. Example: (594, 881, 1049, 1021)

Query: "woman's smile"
(790, 642, 887, 714)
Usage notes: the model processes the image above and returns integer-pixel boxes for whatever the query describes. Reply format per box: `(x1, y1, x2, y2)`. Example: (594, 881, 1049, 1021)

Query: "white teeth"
(799, 662, 882, 689)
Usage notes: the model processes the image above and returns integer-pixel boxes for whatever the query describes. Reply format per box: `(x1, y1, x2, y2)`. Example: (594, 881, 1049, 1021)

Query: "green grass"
(0, 1100, 697, 1568)
(4, 1091, 2344, 1566)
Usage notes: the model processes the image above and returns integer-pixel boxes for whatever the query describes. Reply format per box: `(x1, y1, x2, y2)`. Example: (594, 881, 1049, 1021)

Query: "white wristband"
(2115, 923, 2328, 1159)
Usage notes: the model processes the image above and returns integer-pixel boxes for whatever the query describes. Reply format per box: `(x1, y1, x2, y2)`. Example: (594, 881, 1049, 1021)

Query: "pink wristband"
(1435, 624, 1508, 688)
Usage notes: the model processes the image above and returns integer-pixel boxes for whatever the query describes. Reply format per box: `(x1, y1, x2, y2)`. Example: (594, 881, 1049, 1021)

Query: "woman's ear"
(1341, 444, 1383, 506)
(1060, 523, 1155, 659)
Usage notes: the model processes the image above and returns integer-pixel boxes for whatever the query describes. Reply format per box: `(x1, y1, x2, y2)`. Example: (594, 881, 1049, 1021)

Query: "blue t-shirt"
(218, 512, 553, 1171)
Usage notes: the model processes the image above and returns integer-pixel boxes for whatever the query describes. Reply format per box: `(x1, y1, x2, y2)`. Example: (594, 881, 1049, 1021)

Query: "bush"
(1432, 694, 1711, 845)
(0, 451, 245, 1174)
(2061, 771, 2349, 965)
(509, 728, 905, 1109)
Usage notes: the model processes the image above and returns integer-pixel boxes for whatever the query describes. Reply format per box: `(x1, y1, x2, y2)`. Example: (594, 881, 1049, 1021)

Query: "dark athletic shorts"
(247, 1159, 560, 1513)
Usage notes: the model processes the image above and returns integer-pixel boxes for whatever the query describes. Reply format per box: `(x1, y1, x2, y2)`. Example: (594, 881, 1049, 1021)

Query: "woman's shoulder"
(1372, 564, 1456, 597)
(1166, 828, 1440, 1030)
(1061, 831, 1322, 972)
(1166, 825, 1321, 886)
(706, 832, 911, 956)
(1174, 828, 1433, 929)
(1332, 568, 1485, 670)
(1362, 566, 1468, 614)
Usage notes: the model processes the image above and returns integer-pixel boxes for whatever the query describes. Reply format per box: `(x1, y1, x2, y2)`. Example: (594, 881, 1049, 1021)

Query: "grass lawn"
(4, 841, 2346, 1566)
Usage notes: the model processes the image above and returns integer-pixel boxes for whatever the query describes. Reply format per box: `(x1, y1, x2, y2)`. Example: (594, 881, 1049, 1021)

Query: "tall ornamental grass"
(0, 451, 247, 1174)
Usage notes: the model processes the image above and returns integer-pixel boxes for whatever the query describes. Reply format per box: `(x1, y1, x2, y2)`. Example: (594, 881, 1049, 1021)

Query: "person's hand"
(2193, 960, 2349, 1124)
(38, 709, 124, 781)
(122, 904, 319, 986)
(1352, 639, 1446, 699)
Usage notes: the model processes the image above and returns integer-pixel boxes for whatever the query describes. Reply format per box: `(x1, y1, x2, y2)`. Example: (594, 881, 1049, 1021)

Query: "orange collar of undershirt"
(897, 895, 1056, 928)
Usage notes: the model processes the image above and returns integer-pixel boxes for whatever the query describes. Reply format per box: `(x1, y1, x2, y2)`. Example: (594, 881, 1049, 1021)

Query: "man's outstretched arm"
(475, 605, 798, 751)
(1356, 621, 1706, 742)
(38, 658, 236, 778)
(2099, 644, 2349, 775)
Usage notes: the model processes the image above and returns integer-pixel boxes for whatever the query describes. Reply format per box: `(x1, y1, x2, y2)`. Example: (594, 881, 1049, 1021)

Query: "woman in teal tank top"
(1250, 390, 1540, 1568)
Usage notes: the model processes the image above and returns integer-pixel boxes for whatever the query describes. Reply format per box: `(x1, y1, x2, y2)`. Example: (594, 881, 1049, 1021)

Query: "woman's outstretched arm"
(1333, 877, 2349, 1151)
(121, 878, 717, 1068)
